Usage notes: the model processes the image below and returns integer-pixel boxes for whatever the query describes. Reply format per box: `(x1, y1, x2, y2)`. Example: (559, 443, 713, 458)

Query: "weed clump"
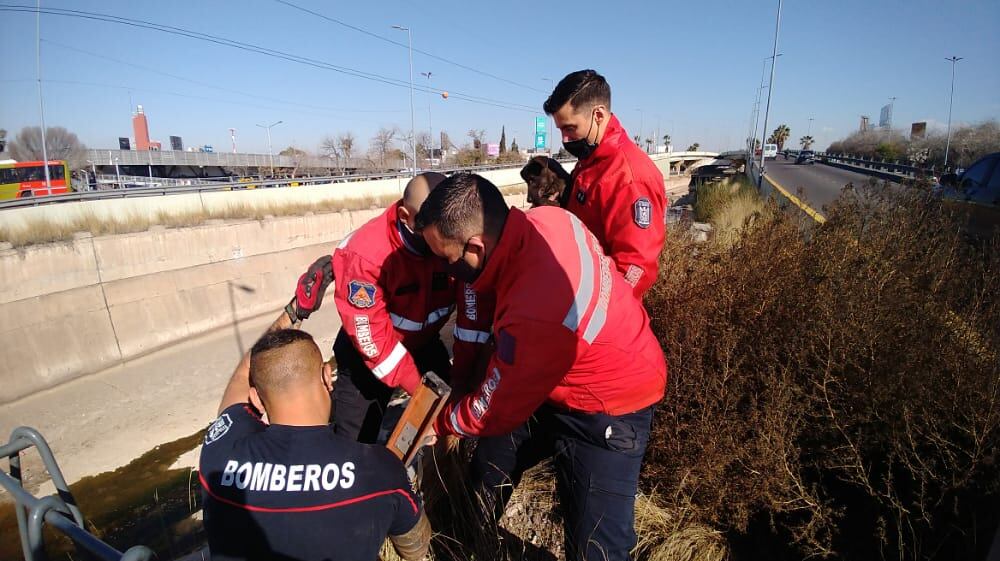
(644, 180, 1000, 559)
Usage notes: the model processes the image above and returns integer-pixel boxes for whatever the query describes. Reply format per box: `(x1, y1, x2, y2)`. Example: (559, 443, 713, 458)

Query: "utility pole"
(36, 0, 51, 193)
(944, 56, 963, 168)
(421, 71, 433, 167)
(392, 25, 416, 175)
(256, 120, 282, 176)
(758, 0, 783, 185)
(807, 117, 814, 137)
(635, 108, 644, 151)
(230, 128, 237, 153)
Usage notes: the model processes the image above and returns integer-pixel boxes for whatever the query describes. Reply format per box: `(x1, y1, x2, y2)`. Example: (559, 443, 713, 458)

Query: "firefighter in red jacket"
(288, 172, 492, 443)
(416, 173, 667, 561)
(544, 69, 666, 298)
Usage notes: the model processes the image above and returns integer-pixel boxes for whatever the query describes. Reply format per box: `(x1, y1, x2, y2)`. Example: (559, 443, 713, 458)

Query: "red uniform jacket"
(332, 202, 491, 394)
(567, 114, 666, 298)
(436, 207, 667, 438)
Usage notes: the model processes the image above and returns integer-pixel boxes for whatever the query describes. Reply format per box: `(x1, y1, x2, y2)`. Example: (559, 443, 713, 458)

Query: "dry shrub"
(644, 180, 1000, 560)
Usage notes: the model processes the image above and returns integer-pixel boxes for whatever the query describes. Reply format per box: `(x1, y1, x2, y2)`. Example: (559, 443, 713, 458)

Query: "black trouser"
(472, 404, 655, 561)
(332, 328, 451, 444)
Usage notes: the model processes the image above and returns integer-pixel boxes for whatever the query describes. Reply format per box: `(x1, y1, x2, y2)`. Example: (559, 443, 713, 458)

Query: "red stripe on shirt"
(199, 472, 418, 515)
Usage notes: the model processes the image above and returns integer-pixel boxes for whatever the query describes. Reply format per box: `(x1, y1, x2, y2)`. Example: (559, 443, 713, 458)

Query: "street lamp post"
(35, 0, 51, 193)
(944, 56, 963, 168)
(392, 25, 417, 175)
(114, 157, 121, 189)
(256, 120, 282, 176)
(421, 71, 434, 167)
(758, 0, 783, 185)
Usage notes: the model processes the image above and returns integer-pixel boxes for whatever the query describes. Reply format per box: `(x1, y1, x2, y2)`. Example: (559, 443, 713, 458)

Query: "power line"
(272, 0, 547, 94)
(0, 5, 538, 113)
(42, 39, 405, 116)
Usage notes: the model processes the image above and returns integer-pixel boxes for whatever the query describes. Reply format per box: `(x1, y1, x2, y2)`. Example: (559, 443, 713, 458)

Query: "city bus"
(0, 160, 71, 200)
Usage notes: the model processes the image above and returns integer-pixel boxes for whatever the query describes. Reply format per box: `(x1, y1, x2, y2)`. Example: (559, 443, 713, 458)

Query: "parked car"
(795, 150, 816, 165)
(935, 152, 1000, 238)
(689, 162, 738, 193)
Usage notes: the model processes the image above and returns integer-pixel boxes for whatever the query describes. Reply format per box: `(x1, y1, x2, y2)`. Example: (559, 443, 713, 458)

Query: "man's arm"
(600, 177, 666, 297)
(333, 252, 422, 394)
(216, 308, 296, 415)
(450, 282, 495, 394)
(435, 319, 578, 438)
(389, 510, 431, 561)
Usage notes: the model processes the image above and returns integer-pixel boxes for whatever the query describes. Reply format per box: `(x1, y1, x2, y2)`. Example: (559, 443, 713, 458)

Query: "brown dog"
(520, 156, 572, 208)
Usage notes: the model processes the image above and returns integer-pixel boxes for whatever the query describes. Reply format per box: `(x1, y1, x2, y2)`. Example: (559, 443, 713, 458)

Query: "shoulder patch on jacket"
(348, 280, 377, 308)
(633, 197, 652, 229)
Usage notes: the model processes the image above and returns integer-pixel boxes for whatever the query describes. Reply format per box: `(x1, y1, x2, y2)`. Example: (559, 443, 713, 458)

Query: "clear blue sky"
(2, 0, 998, 154)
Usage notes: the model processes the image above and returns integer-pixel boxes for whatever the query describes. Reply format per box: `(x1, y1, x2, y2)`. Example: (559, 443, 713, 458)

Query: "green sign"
(535, 116, 547, 133)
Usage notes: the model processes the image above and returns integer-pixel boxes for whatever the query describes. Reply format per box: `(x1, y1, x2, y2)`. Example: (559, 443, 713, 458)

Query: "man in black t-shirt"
(199, 322, 429, 561)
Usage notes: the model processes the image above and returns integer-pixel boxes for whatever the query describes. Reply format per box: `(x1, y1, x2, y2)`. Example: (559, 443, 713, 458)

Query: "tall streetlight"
(944, 56, 963, 168)
(392, 25, 416, 174)
(758, 0, 783, 185)
(420, 71, 434, 167)
(751, 54, 781, 158)
(36, 0, 51, 193)
(256, 120, 282, 176)
(807, 117, 814, 137)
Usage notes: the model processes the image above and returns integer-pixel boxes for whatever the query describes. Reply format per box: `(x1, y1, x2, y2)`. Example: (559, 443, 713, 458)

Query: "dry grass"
(0, 193, 400, 248)
(644, 180, 1000, 559)
(633, 493, 728, 561)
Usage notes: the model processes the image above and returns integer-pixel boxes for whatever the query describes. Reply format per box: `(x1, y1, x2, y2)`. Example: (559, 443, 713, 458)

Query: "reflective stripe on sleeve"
(390, 306, 454, 332)
(562, 216, 595, 331)
(371, 341, 407, 379)
(453, 326, 491, 343)
(449, 403, 474, 438)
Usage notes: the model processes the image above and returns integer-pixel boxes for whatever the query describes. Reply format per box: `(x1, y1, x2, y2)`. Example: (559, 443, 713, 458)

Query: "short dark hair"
(414, 173, 508, 242)
(249, 329, 319, 394)
(543, 69, 611, 115)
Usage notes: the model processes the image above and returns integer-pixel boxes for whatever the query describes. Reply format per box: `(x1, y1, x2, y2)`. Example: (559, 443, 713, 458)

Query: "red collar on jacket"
(574, 114, 628, 171)
(471, 207, 526, 294)
(383, 199, 426, 257)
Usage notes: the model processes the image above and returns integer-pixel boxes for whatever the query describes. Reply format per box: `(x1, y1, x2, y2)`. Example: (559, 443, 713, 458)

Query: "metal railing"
(1, 427, 154, 561)
(85, 148, 378, 170)
(817, 153, 938, 181)
(0, 160, 569, 211)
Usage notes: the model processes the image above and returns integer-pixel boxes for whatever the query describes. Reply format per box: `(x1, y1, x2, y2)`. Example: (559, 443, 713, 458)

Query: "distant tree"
(467, 129, 486, 150)
(771, 124, 791, 150)
(319, 135, 340, 169)
(633, 134, 641, 146)
(510, 138, 519, 153)
(662, 133, 671, 149)
(800, 135, 815, 150)
(8, 126, 87, 169)
(279, 146, 307, 157)
(687, 143, 700, 151)
(499, 126, 507, 154)
(370, 127, 398, 169)
(0, 128, 7, 153)
(338, 132, 356, 162)
(645, 137, 653, 153)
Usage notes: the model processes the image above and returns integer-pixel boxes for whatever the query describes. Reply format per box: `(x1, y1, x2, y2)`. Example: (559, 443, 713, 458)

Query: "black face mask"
(563, 111, 599, 160)
(398, 218, 430, 256)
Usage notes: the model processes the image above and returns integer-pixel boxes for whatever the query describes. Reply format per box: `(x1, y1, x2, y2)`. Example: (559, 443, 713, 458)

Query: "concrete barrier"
(0, 194, 527, 405)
